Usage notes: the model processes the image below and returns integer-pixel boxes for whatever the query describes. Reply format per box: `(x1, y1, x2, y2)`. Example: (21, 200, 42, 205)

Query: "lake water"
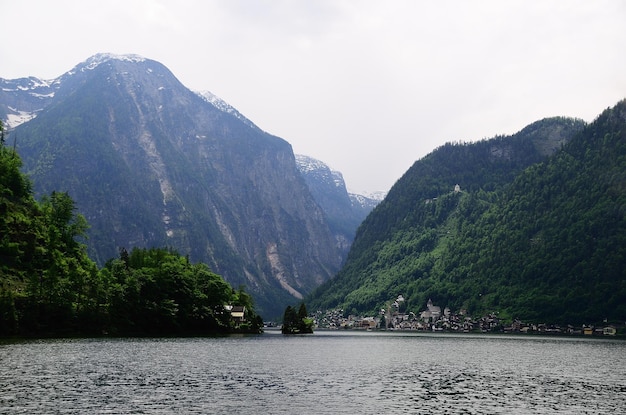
(1, 330, 625, 414)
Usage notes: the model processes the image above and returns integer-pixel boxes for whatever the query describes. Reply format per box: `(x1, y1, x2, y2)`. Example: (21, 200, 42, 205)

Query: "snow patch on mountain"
(1, 76, 59, 128)
(330, 170, 346, 189)
(1, 77, 53, 92)
(5, 108, 39, 128)
(195, 90, 259, 130)
(348, 192, 383, 209)
(353, 190, 386, 202)
(296, 154, 346, 190)
(295, 154, 330, 174)
(296, 154, 386, 200)
(71, 53, 147, 73)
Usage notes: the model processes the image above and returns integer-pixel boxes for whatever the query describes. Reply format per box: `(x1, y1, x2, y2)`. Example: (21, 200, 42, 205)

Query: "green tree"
(297, 302, 313, 333)
(282, 303, 313, 334)
(97, 247, 262, 335)
(281, 305, 297, 334)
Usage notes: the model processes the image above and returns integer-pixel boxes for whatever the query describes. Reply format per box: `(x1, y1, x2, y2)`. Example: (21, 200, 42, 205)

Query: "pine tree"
(281, 305, 297, 334)
(282, 303, 313, 334)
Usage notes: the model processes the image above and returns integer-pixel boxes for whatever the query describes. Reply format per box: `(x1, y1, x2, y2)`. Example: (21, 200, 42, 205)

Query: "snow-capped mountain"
(69, 53, 146, 72)
(0, 54, 150, 129)
(295, 154, 346, 189)
(0, 76, 59, 128)
(295, 154, 382, 253)
(357, 190, 386, 201)
(349, 191, 385, 211)
(0, 54, 255, 131)
(196, 90, 259, 130)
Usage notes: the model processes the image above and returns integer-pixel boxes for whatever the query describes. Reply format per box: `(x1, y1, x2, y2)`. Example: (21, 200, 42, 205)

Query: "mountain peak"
(77, 53, 147, 71)
(295, 154, 333, 175)
(1, 53, 152, 129)
(64, 53, 149, 77)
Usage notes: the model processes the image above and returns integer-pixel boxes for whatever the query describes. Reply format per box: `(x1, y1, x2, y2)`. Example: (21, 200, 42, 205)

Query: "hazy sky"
(2, 1, 625, 193)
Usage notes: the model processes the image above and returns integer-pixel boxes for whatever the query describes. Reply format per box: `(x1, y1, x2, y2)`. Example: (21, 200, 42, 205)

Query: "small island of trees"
(281, 303, 314, 334)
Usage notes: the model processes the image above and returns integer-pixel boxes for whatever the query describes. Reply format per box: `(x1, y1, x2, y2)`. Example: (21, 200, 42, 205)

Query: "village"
(312, 295, 620, 337)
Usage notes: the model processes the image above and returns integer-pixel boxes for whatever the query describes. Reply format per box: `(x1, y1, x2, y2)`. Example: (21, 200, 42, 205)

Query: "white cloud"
(1, 0, 625, 193)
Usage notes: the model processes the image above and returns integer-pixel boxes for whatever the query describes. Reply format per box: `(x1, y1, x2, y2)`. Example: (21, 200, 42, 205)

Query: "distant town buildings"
(312, 296, 619, 336)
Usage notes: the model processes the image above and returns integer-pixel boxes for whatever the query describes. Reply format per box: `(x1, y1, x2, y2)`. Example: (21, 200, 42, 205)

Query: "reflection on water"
(1, 331, 625, 414)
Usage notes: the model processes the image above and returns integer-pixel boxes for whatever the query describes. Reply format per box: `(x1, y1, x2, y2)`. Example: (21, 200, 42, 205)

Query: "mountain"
(295, 154, 382, 256)
(305, 110, 626, 326)
(0, 76, 59, 128)
(349, 191, 386, 214)
(2, 53, 343, 318)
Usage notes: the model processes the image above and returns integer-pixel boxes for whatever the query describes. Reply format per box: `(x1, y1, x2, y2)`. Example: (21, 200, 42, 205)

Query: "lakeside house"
(231, 306, 246, 325)
(225, 305, 246, 327)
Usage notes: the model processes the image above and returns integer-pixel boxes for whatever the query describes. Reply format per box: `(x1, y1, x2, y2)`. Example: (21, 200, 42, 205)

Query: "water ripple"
(0, 333, 625, 414)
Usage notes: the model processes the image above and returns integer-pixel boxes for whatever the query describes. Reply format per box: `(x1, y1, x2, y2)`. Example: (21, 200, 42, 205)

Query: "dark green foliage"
(308, 108, 626, 325)
(281, 302, 314, 334)
(99, 247, 263, 335)
(281, 306, 297, 334)
(0, 149, 83, 335)
(454, 102, 626, 324)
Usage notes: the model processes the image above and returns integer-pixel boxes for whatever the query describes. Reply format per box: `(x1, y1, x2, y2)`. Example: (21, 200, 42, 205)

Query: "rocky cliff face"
(4, 54, 342, 317)
(295, 154, 382, 255)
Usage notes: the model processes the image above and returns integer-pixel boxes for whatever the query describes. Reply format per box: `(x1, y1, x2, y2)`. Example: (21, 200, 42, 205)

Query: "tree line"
(281, 303, 314, 334)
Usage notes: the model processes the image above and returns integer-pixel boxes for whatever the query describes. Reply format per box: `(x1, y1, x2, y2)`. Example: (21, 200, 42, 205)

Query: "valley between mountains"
(2, 53, 624, 332)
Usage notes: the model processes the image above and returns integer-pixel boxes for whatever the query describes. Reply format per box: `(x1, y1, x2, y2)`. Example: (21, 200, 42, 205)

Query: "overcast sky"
(2, 1, 625, 193)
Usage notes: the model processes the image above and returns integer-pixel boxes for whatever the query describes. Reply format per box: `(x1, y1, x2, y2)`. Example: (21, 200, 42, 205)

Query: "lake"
(1, 330, 625, 414)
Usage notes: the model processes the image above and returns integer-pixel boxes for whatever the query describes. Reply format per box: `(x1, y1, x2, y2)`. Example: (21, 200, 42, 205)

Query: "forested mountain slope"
(306, 106, 626, 325)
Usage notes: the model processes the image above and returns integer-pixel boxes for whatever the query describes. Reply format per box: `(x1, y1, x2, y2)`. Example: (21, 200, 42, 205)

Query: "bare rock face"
(295, 154, 383, 256)
(5, 54, 342, 317)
